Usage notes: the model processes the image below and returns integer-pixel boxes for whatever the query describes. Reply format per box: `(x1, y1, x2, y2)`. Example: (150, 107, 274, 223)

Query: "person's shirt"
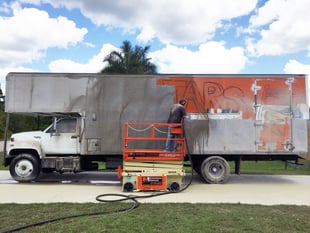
(167, 103, 187, 123)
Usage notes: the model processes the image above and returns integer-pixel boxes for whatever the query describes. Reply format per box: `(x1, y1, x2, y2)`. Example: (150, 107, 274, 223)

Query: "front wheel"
(200, 156, 230, 184)
(10, 153, 41, 182)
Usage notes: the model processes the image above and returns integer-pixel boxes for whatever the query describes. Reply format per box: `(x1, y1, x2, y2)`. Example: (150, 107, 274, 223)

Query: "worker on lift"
(165, 98, 187, 151)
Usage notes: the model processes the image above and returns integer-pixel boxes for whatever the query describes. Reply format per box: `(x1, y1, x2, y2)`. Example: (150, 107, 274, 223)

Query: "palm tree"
(101, 40, 157, 74)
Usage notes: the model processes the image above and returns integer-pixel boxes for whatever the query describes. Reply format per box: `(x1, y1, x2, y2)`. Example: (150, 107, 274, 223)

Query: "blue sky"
(1, 0, 310, 91)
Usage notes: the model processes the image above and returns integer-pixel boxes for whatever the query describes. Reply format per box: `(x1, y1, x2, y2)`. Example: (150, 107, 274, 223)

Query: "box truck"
(3, 73, 309, 185)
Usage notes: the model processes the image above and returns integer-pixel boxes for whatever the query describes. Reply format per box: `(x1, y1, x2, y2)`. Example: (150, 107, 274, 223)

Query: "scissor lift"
(120, 122, 186, 192)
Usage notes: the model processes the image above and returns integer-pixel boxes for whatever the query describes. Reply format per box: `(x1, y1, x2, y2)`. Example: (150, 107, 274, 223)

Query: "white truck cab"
(7, 117, 81, 181)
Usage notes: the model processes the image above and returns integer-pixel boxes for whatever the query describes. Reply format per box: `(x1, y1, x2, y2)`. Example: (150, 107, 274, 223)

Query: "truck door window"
(56, 118, 77, 133)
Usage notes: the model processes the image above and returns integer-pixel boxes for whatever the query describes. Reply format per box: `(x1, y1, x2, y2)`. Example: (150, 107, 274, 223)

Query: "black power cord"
(2, 129, 194, 233)
(1, 195, 140, 233)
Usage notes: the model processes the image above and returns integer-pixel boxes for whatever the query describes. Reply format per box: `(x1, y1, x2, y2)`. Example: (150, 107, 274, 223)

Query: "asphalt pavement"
(1, 171, 310, 205)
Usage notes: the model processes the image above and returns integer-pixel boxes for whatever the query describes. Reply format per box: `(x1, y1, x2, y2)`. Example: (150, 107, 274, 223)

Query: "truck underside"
(5, 148, 301, 184)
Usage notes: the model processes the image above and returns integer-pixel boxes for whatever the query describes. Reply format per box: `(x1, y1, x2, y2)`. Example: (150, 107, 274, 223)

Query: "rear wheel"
(200, 156, 230, 184)
(10, 153, 41, 182)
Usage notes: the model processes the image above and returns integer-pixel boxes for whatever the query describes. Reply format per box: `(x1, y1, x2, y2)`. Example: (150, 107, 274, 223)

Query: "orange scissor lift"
(120, 122, 186, 192)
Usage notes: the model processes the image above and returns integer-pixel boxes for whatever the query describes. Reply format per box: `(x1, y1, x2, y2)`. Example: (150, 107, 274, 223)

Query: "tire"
(200, 156, 230, 184)
(123, 182, 134, 192)
(9, 153, 41, 182)
(169, 182, 180, 192)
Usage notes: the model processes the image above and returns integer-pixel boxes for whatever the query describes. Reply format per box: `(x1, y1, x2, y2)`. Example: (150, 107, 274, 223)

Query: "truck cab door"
(41, 118, 80, 155)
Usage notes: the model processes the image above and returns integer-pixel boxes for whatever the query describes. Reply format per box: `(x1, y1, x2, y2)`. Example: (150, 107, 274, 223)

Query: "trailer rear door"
(254, 78, 293, 152)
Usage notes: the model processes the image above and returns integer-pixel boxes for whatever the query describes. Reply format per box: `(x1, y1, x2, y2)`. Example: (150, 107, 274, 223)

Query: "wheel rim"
(15, 159, 34, 178)
(209, 162, 223, 177)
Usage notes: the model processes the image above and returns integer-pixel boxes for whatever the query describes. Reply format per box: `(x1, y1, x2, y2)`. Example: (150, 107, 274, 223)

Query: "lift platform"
(120, 122, 186, 192)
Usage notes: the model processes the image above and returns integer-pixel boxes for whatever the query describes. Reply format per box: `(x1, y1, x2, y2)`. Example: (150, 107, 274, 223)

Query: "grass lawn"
(1, 156, 310, 232)
(229, 159, 310, 175)
(1, 203, 310, 233)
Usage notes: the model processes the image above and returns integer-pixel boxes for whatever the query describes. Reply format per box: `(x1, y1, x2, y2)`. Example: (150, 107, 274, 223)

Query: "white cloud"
(284, 60, 310, 105)
(48, 41, 248, 74)
(284, 60, 310, 74)
(150, 42, 247, 73)
(0, 2, 87, 67)
(48, 43, 118, 73)
(40, 0, 257, 45)
(0, 1, 11, 14)
(136, 26, 156, 44)
(246, 0, 310, 56)
(4, 0, 309, 81)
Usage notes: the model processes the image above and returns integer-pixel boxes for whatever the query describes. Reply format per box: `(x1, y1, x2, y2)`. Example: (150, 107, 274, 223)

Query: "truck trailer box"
(4, 73, 309, 183)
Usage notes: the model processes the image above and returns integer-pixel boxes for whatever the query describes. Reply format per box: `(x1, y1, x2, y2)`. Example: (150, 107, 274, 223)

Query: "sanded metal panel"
(292, 119, 308, 153)
(185, 119, 255, 154)
(208, 119, 255, 153)
(5, 73, 88, 113)
(83, 76, 175, 154)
